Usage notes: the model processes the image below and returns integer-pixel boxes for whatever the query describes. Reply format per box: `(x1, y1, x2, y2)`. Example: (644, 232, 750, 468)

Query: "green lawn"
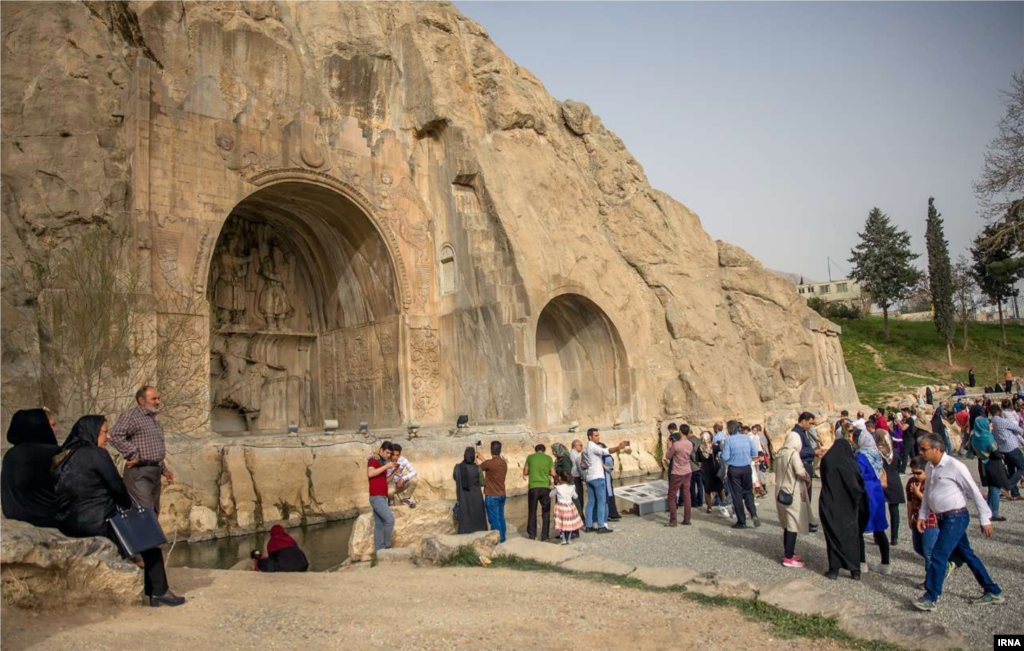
(836, 316, 1024, 406)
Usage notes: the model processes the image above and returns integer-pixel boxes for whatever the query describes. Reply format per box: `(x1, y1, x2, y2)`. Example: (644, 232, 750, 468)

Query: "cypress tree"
(848, 207, 923, 340)
(925, 198, 955, 365)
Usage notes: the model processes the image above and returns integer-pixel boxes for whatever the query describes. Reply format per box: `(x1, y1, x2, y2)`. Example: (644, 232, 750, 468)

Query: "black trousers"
(527, 487, 551, 540)
(607, 477, 620, 519)
(783, 529, 798, 560)
(860, 530, 891, 565)
(142, 547, 169, 596)
(888, 503, 901, 543)
(573, 476, 585, 514)
(727, 465, 757, 525)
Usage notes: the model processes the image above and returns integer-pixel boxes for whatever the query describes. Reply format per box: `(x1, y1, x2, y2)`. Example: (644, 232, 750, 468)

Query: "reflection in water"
(168, 473, 663, 571)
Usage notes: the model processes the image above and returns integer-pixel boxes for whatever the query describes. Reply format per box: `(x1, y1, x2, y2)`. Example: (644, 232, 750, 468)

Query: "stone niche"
(535, 293, 634, 428)
(207, 182, 402, 433)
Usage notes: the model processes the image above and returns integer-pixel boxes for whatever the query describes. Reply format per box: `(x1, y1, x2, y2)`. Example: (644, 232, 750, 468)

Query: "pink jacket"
(664, 438, 693, 476)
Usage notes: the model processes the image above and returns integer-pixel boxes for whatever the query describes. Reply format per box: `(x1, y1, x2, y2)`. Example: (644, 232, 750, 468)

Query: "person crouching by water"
(251, 525, 309, 572)
(551, 472, 584, 544)
(52, 415, 184, 607)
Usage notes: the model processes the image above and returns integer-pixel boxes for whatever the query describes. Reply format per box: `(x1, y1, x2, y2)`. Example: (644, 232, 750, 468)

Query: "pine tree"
(848, 207, 924, 340)
(925, 198, 956, 365)
(972, 223, 1023, 345)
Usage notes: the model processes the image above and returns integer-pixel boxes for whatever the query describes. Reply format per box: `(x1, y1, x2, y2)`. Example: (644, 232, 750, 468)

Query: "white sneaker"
(872, 564, 892, 575)
(860, 562, 869, 573)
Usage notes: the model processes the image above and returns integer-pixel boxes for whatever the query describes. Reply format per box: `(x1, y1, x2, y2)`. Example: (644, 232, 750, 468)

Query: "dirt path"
(2, 565, 845, 651)
(860, 343, 938, 381)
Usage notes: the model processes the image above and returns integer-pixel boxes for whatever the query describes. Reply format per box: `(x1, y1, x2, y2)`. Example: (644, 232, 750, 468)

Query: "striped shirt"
(108, 405, 166, 468)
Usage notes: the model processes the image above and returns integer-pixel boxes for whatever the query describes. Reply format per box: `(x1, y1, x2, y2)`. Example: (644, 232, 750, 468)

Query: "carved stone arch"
(205, 170, 407, 434)
(532, 286, 632, 427)
(246, 167, 413, 312)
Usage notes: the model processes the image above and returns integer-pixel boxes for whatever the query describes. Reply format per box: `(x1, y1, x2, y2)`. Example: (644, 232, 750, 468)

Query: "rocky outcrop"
(160, 423, 660, 541)
(0, 518, 142, 607)
(2, 1, 861, 541)
(415, 530, 499, 565)
(347, 500, 456, 562)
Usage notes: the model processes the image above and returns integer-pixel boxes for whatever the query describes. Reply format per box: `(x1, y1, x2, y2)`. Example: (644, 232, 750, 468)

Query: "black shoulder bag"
(106, 495, 167, 556)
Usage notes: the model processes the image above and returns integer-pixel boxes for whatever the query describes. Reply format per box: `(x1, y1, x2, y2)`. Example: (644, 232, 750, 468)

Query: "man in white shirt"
(583, 428, 628, 533)
(913, 434, 1003, 611)
(388, 444, 418, 508)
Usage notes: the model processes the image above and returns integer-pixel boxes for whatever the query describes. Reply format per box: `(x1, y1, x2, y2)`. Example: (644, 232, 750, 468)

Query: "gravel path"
(1, 564, 847, 651)
(566, 466, 1024, 648)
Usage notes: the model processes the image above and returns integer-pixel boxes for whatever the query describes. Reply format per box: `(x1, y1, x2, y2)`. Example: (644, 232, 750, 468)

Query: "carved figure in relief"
(257, 244, 293, 330)
(301, 370, 315, 427)
(214, 337, 276, 431)
(212, 233, 252, 326)
(409, 328, 441, 417)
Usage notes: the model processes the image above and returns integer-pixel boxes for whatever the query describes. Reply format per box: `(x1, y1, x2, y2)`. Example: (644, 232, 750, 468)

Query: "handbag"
(106, 495, 167, 556)
(777, 489, 794, 506)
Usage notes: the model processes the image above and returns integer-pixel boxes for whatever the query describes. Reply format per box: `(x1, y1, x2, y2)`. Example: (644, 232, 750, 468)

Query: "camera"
(250, 550, 261, 560)
(476, 440, 482, 447)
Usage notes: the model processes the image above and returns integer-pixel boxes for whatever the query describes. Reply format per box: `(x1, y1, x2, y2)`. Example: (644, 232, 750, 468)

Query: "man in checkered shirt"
(109, 386, 174, 513)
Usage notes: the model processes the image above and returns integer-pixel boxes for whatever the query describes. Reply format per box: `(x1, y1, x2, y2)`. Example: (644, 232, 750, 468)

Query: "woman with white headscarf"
(775, 429, 811, 568)
(855, 418, 891, 575)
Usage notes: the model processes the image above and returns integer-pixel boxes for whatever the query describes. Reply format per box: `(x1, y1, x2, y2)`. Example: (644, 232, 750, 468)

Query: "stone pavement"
(553, 466, 1024, 650)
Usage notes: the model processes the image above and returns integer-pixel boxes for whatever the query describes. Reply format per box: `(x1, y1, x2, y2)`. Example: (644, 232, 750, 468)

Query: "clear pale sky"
(456, 1, 1024, 282)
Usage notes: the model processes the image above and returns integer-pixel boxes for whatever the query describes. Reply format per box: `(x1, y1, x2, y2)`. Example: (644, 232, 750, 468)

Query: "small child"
(551, 472, 583, 545)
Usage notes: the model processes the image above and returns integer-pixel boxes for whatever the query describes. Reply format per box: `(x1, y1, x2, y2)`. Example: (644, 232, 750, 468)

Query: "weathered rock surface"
(415, 530, 499, 565)
(561, 554, 636, 577)
(375, 546, 416, 564)
(347, 500, 456, 562)
(0, 518, 142, 607)
(628, 565, 698, 588)
(1, 1, 860, 541)
(759, 578, 862, 619)
(494, 537, 581, 565)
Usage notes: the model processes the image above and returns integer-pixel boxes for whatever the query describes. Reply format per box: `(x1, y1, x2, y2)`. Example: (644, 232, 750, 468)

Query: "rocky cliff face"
(1, 1, 859, 539)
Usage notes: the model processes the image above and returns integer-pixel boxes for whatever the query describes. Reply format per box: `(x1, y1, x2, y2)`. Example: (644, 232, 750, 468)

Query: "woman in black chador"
(818, 438, 867, 580)
(453, 447, 487, 534)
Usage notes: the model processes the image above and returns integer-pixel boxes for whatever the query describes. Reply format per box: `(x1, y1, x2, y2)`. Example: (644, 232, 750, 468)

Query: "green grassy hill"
(835, 316, 1024, 406)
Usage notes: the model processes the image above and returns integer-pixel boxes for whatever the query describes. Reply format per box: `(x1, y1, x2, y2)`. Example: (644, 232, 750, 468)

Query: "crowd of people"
(3, 375, 1020, 615)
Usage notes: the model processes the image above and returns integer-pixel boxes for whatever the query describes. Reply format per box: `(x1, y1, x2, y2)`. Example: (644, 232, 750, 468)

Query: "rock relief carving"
(215, 132, 280, 180)
(256, 244, 294, 331)
(154, 228, 190, 296)
(409, 327, 441, 418)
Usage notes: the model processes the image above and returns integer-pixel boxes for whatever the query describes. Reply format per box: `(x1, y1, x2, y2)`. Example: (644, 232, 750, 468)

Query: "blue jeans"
(369, 495, 394, 551)
(485, 495, 507, 542)
(912, 527, 939, 567)
(987, 485, 1001, 517)
(586, 478, 608, 529)
(924, 510, 1000, 602)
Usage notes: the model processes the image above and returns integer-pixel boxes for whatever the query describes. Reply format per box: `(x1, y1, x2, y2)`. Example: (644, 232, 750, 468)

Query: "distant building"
(796, 277, 863, 308)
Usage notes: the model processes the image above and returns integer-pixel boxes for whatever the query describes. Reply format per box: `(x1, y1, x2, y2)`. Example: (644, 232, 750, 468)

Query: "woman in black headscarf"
(453, 446, 487, 534)
(818, 438, 867, 580)
(2, 408, 60, 527)
(52, 415, 184, 607)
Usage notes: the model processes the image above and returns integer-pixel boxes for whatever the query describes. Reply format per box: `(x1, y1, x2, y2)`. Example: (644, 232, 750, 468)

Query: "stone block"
(348, 500, 456, 562)
(759, 579, 859, 619)
(628, 566, 698, 588)
(494, 537, 581, 565)
(375, 547, 415, 563)
(415, 530, 499, 565)
(561, 554, 635, 576)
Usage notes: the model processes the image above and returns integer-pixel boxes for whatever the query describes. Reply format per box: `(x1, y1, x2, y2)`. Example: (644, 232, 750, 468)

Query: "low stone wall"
(158, 423, 664, 541)
(0, 518, 142, 608)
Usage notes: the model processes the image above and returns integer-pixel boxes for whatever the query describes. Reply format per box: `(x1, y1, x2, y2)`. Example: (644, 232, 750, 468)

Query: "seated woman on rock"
(252, 525, 309, 572)
(2, 408, 60, 528)
(51, 415, 185, 607)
